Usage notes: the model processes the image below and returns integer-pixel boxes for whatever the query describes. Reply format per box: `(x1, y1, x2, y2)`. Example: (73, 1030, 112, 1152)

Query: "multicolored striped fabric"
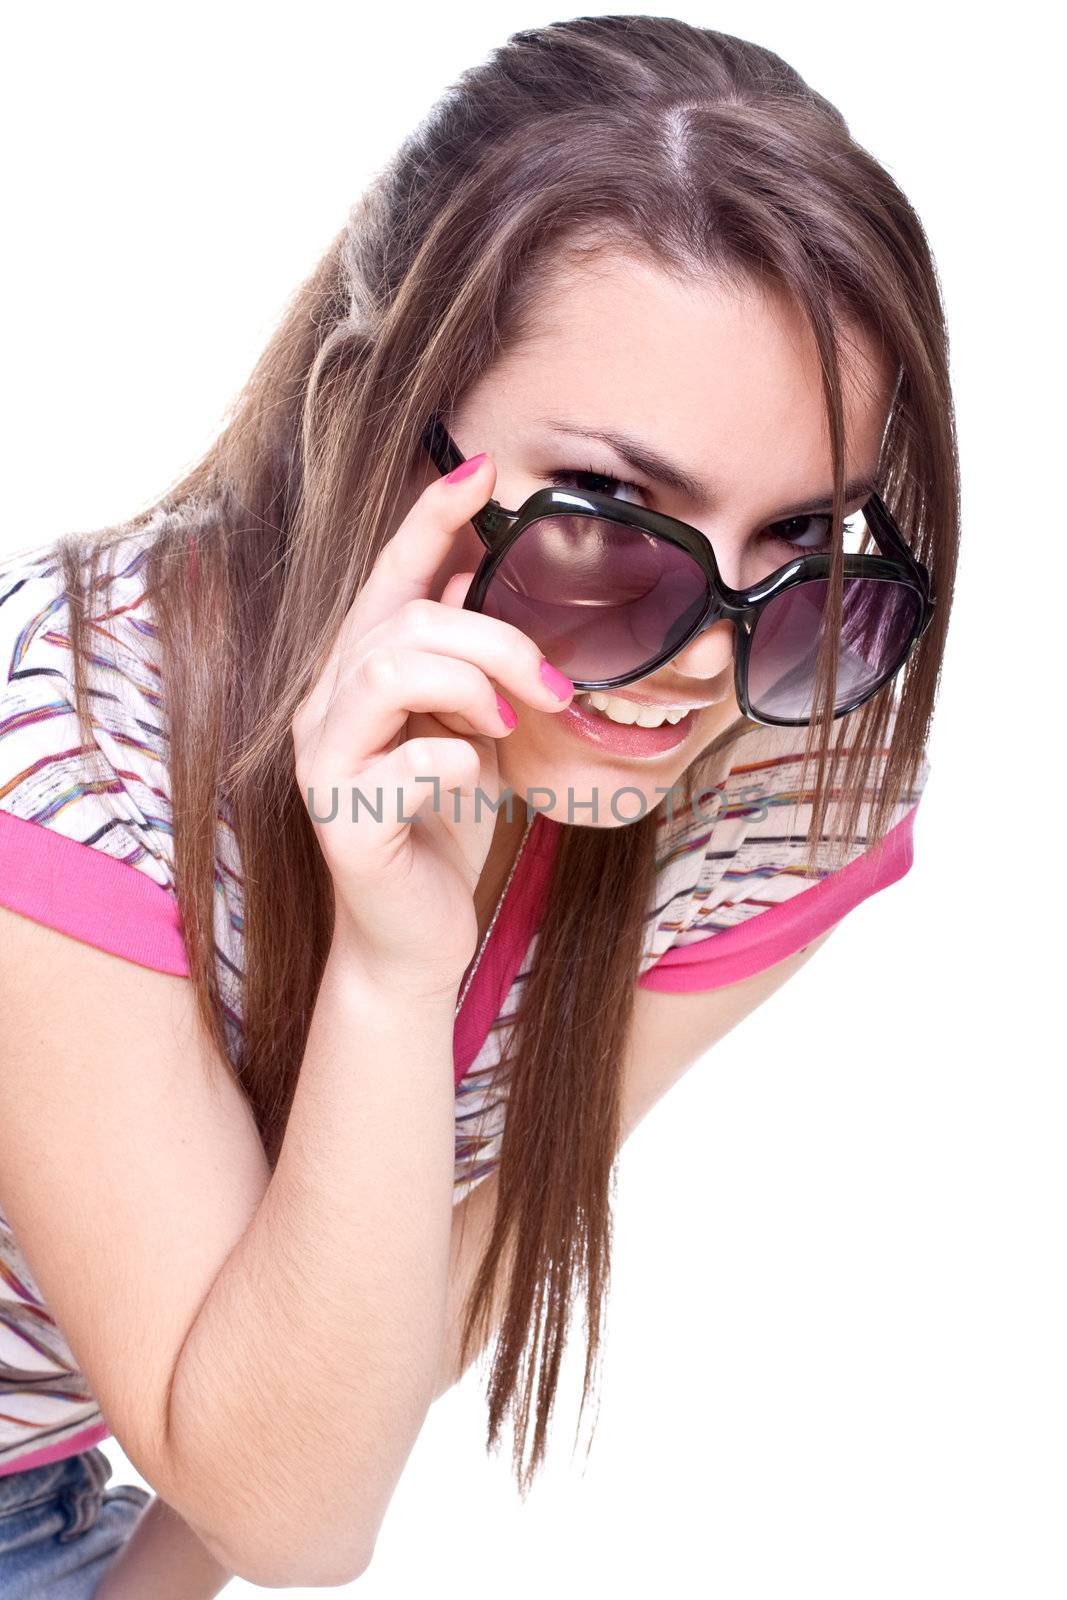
(0, 528, 929, 1475)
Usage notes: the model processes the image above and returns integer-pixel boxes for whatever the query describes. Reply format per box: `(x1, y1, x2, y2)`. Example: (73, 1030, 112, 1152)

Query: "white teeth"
(579, 692, 690, 728)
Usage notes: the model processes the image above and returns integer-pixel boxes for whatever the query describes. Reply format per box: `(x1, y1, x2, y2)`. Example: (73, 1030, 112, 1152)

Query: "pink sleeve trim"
(0, 1421, 112, 1478)
(637, 802, 919, 993)
(0, 808, 189, 975)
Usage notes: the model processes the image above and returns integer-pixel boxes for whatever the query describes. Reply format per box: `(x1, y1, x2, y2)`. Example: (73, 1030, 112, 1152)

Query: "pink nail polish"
(445, 453, 487, 483)
(539, 660, 573, 700)
(495, 692, 518, 729)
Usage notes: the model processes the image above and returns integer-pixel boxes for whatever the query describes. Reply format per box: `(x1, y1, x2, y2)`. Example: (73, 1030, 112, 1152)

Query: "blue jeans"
(0, 1446, 151, 1598)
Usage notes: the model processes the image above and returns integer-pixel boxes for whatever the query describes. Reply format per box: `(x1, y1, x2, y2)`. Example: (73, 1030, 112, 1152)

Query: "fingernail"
(445, 453, 487, 483)
(539, 660, 574, 700)
(495, 692, 518, 729)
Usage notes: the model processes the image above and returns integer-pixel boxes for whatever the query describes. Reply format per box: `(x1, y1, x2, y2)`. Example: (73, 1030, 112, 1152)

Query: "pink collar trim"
(452, 811, 560, 1086)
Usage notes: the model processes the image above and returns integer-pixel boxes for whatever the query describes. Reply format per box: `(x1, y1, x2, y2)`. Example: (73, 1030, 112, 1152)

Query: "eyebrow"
(538, 419, 881, 519)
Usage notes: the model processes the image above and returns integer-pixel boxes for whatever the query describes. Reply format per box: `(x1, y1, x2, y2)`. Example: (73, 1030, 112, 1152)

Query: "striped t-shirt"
(0, 526, 930, 1476)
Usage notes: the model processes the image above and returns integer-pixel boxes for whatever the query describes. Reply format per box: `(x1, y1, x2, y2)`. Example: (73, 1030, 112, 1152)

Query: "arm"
(162, 948, 459, 1587)
(92, 1495, 232, 1600)
(0, 907, 458, 1592)
(123, 930, 837, 1599)
(430, 930, 836, 1401)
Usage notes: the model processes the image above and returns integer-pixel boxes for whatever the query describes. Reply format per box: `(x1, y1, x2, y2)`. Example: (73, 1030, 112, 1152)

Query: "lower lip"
(557, 697, 697, 757)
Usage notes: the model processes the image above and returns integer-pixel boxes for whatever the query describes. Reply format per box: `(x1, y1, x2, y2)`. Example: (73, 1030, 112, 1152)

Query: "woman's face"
(404, 253, 892, 832)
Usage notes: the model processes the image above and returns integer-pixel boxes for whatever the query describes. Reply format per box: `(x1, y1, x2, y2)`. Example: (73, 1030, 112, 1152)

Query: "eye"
(765, 513, 835, 555)
(546, 467, 646, 505)
(546, 474, 858, 561)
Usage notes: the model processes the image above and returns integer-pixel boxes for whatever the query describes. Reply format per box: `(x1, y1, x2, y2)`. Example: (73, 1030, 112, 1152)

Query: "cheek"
(494, 711, 559, 786)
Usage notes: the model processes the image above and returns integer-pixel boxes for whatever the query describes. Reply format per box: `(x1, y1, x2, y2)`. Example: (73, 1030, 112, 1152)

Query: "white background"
(3, 3, 1062, 1596)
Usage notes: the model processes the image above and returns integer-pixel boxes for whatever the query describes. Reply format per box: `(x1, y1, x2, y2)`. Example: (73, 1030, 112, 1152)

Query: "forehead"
(485, 251, 891, 500)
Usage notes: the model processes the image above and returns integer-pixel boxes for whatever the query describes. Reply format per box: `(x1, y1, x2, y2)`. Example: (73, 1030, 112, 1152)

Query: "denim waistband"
(0, 1446, 112, 1542)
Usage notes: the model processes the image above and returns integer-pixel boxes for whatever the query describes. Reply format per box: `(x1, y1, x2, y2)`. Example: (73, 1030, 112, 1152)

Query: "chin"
(497, 745, 689, 831)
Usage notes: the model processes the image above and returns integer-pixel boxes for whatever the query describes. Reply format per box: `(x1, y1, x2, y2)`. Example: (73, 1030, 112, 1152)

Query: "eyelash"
(547, 467, 835, 553)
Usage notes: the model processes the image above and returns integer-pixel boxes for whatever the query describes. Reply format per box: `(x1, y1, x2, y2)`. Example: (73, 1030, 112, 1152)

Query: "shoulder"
(640, 708, 931, 994)
(0, 528, 188, 973)
(621, 925, 838, 1140)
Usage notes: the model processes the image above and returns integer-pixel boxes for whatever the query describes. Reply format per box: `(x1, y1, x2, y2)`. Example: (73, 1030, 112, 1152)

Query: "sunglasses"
(420, 415, 937, 728)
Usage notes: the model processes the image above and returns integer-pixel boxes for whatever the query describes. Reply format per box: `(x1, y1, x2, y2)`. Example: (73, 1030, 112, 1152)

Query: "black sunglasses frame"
(420, 415, 937, 728)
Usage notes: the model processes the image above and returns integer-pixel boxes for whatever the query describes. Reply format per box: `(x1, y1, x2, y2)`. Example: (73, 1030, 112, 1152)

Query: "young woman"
(0, 15, 952, 1595)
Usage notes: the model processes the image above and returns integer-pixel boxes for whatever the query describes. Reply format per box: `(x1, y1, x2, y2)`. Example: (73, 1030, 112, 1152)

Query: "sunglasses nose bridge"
(661, 592, 740, 680)
(688, 580, 742, 642)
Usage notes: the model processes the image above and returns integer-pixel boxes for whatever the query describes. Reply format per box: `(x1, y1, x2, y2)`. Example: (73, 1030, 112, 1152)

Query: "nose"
(658, 617, 735, 686)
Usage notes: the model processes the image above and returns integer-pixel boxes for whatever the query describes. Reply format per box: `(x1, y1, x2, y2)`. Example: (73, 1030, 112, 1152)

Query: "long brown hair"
(55, 16, 956, 1498)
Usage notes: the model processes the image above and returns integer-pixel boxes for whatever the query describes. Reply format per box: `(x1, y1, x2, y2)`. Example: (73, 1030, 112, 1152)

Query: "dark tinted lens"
(479, 514, 710, 681)
(747, 576, 921, 721)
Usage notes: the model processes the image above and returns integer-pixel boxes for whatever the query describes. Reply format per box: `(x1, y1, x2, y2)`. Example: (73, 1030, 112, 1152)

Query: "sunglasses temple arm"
(421, 417, 465, 476)
(864, 492, 936, 615)
(421, 417, 518, 551)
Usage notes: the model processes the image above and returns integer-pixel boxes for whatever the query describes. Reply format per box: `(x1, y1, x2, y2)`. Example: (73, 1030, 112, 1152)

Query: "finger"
(346, 454, 497, 644)
(339, 734, 485, 849)
(314, 647, 519, 780)
(298, 468, 496, 740)
(344, 599, 572, 720)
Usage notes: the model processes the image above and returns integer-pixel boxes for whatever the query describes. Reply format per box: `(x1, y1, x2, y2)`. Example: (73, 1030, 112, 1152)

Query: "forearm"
(93, 1494, 232, 1600)
(162, 949, 458, 1587)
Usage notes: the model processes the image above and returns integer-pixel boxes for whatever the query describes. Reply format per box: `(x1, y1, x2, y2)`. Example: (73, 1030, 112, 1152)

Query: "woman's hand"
(291, 452, 573, 1000)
